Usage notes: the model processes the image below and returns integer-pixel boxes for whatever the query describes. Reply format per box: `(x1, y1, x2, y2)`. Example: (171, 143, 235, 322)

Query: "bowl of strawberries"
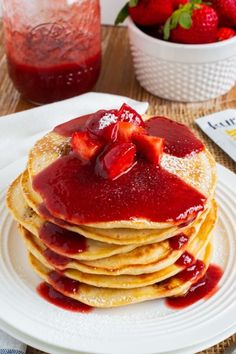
(116, 0, 236, 102)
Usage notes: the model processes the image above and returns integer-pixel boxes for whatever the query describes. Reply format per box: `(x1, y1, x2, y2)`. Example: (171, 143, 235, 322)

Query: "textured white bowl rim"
(128, 18, 236, 63)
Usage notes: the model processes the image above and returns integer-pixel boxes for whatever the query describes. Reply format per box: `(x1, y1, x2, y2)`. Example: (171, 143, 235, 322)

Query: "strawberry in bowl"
(116, 0, 236, 102)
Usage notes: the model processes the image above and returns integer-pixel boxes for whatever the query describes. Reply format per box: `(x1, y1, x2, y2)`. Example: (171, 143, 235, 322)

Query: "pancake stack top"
(7, 104, 217, 308)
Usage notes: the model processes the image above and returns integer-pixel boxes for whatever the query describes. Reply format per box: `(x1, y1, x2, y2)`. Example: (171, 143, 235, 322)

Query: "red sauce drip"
(44, 248, 70, 269)
(169, 233, 189, 250)
(178, 260, 206, 282)
(175, 251, 195, 267)
(33, 155, 206, 224)
(146, 117, 204, 157)
(7, 54, 101, 104)
(37, 282, 92, 313)
(54, 110, 113, 137)
(39, 204, 68, 226)
(178, 217, 197, 228)
(39, 222, 87, 256)
(49, 271, 79, 294)
(166, 264, 223, 309)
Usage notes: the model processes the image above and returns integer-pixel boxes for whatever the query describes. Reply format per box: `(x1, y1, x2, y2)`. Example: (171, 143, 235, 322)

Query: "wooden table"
(0, 24, 235, 354)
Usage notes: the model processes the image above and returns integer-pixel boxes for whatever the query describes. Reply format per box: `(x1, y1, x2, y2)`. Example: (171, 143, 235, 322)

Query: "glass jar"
(2, 0, 101, 104)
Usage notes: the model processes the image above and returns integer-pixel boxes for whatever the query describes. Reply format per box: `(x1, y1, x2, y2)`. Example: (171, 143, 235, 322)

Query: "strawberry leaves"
(115, 0, 139, 25)
(179, 12, 192, 28)
(129, 0, 139, 7)
(164, 0, 203, 40)
(115, 3, 129, 25)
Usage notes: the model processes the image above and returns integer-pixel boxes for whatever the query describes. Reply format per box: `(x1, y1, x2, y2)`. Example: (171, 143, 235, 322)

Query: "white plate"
(0, 162, 235, 354)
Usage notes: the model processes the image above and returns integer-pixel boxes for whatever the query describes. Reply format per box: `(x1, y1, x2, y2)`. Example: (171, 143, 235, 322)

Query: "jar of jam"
(2, 0, 101, 104)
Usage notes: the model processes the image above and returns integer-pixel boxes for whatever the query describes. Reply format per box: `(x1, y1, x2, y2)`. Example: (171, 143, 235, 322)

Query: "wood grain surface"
(0, 23, 235, 354)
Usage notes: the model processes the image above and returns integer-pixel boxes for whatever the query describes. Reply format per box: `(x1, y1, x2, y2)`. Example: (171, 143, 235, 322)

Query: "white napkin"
(0, 92, 148, 351)
(0, 92, 148, 171)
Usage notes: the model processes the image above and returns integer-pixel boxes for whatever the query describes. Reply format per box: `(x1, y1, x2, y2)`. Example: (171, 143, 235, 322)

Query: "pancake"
(27, 114, 216, 229)
(19, 200, 216, 279)
(7, 175, 138, 261)
(5, 107, 218, 309)
(20, 169, 210, 246)
(29, 241, 213, 307)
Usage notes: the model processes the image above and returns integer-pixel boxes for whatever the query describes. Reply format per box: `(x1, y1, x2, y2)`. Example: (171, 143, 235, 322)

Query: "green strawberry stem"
(115, 3, 129, 25)
(115, 0, 139, 25)
(163, 0, 203, 40)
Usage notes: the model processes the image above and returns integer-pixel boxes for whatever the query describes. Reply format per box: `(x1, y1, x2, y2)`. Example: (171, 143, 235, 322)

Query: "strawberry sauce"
(54, 110, 116, 137)
(37, 282, 92, 313)
(49, 271, 79, 294)
(33, 113, 206, 225)
(175, 251, 195, 267)
(54, 113, 204, 159)
(4, 1, 101, 104)
(33, 155, 206, 225)
(177, 259, 205, 282)
(43, 248, 70, 269)
(39, 222, 87, 256)
(166, 264, 223, 309)
(169, 233, 189, 250)
(7, 54, 101, 104)
(146, 116, 204, 157)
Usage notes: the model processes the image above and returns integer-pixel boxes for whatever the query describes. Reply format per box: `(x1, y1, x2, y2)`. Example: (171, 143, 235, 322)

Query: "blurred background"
(0, 0, 127, 24)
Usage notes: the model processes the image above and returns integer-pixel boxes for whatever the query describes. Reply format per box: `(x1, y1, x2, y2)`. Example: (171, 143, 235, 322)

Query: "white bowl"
(128, 18, 236, 102)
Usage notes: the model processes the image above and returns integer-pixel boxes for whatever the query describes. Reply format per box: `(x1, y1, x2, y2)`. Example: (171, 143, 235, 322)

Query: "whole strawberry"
(211, 0, 236, 27)
(164, 1, 219, 44)
(115, 0, 174, 26)
(217, 27, 236, 41)
(173, 0, 189, 9)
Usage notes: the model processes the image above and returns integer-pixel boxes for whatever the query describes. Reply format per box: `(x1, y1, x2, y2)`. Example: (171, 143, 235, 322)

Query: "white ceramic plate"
(0, 162, 235, 354)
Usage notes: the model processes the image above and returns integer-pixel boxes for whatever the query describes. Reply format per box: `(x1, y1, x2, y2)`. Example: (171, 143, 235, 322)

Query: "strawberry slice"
(117, 103, 145, 127)
(71, 131, 102, 161)
(117, 122, 146, 142)
(134, 134, 165, 164)
(172, 0, 188, 9)
(101, 123, 119, 143)
(100, 121, 146, 143)
(87, 110, 118, 138)
(96, 143, 136, 180)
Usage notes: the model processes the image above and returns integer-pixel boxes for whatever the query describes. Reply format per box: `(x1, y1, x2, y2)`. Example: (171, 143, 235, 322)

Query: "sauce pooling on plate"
(165, 264, 223, 309)
(37, 281, 92, 313)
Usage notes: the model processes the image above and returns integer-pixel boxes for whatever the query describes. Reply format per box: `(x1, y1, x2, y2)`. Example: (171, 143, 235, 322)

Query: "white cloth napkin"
(0, 92, 148, 352)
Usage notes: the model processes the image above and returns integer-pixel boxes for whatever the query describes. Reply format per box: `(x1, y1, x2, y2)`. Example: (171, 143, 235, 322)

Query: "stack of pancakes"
(6, 112, 217, 308)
